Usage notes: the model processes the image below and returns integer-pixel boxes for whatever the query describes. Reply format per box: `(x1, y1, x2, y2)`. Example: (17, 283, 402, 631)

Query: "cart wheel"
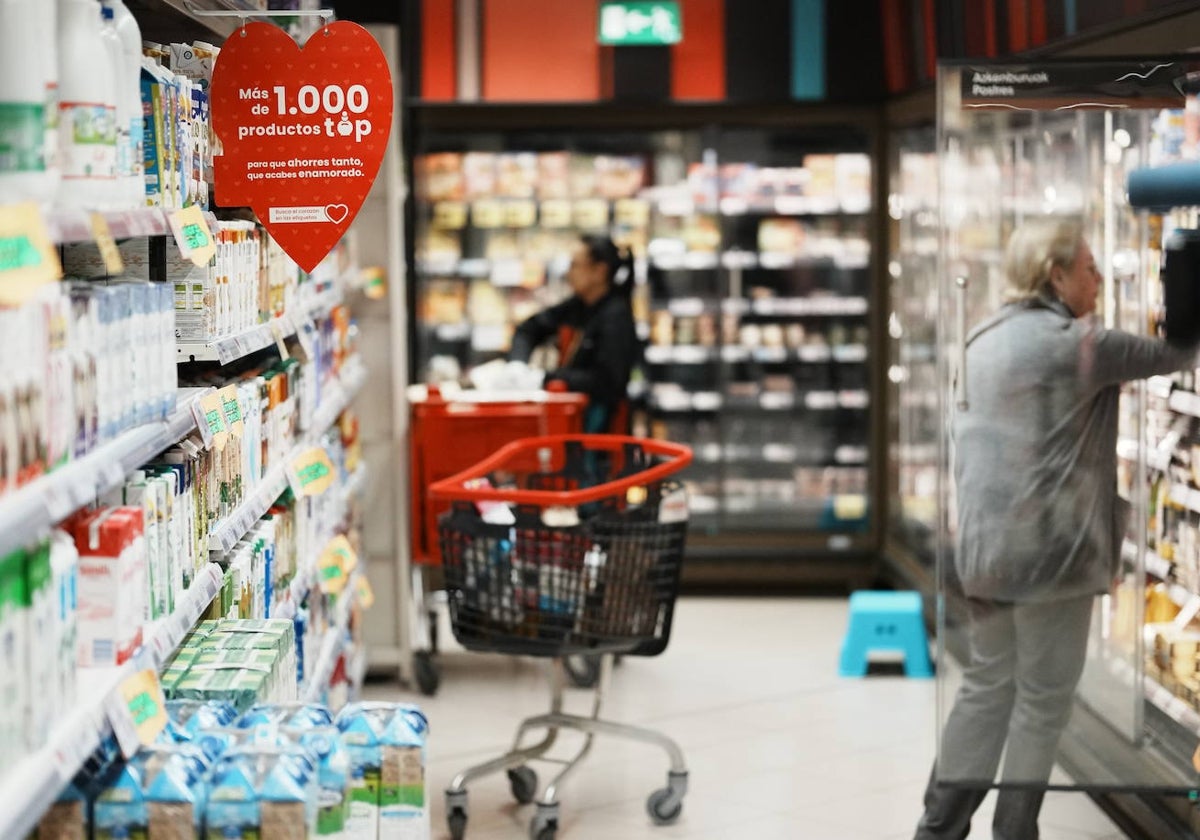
(413, 651, 439, 696)
(507, 766, 538, 805)
(447, 806, 468, 840)
(646, 788, 683, 825)
(563, 655, 601, 688)
(529, 809, 558, 840)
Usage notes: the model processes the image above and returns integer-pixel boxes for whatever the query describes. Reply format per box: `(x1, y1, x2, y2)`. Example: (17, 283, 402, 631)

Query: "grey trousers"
(913, 594, 1094, 840)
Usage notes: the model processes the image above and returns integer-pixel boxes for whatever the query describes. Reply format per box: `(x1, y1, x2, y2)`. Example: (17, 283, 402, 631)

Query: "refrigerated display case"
(409, 115, 880, 580)
(921, 57, 1200, 834)
(886, 125, 939, 574)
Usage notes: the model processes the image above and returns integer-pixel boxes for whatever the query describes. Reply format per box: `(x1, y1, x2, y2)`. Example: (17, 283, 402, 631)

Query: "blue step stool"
(839, 590, 933, 678)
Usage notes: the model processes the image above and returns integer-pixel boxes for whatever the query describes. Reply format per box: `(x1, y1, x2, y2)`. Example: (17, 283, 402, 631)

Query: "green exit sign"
(598, 2, 682, 45)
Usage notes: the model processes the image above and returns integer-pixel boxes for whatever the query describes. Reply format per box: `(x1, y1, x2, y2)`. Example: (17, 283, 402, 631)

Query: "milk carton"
(335, 703, 430, 840)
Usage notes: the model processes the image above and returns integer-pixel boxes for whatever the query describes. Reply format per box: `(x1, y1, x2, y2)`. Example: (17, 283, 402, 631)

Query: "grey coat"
(954, 297, 1195, 603)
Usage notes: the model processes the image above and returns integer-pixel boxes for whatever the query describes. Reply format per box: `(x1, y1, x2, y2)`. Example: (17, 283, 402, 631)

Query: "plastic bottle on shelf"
(99, 4, 138, 208)
(57, 0, 117, 209)
(0, 0, 54, 205)
(102, 0, 144, 206)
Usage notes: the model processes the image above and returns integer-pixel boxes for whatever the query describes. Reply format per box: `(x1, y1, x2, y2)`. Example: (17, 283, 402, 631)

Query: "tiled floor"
(364, 596, 1127, 839)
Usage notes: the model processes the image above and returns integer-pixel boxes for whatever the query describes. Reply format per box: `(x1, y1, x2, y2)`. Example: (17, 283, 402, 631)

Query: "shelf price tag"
(0, 202, 60, 306)
(168, 205, 217, 267)
(318, 534, 357, 594)
(355, 574, 375, 609)
(197, 391, 229, 451)
(289, 446, 336, 496)
(87, 212, 125, 275)
(106, 669, 169, 758)
(218, 384, 244, 438)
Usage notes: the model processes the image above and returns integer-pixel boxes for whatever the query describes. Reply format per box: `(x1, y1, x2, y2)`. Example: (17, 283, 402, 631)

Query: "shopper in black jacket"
(510, 235, 640, 433)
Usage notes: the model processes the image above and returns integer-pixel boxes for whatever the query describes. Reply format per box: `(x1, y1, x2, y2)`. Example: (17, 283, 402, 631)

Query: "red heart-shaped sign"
(211, 22, 393, 272)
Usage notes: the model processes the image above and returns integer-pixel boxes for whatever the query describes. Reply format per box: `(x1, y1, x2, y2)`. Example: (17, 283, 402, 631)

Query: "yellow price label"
(290, 446, 336, 496)
(199, 390, 229, 451)
(88, 212, 125, 275)
(0, 202, 60, 306)
(169, 205, 216, 267)
(318, 534, 358, 594)
(109, 669, 168, 756)
(218, 384, 243, 438)
(356, 575, 375, 610)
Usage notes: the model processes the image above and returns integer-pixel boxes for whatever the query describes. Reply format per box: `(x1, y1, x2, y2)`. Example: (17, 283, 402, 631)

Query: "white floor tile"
(363, 595, 1129, 840)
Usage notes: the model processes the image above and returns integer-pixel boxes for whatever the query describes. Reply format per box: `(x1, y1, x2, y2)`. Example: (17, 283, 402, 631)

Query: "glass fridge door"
(936, 58, 1200, 793)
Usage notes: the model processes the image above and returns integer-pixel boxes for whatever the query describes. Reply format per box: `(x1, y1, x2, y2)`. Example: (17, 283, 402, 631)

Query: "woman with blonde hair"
(914, 218, 1197, 839)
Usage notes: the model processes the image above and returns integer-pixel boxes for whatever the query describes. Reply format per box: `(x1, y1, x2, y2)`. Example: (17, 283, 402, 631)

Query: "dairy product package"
(336, 703, 430, 840)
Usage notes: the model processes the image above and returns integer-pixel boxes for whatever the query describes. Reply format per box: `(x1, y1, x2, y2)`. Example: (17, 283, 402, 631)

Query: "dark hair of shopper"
(580, 234, 634, 298)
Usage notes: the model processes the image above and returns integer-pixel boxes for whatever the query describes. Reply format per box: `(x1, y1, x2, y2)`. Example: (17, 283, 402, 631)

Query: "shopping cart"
(407, 384, 587, 694)
(430, 434, 693, 840)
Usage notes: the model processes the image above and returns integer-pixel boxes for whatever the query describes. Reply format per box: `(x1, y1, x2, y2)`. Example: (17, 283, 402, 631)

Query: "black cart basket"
(430, 434, 693, 660)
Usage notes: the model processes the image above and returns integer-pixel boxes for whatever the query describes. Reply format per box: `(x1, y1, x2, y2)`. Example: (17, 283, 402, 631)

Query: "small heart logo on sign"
(210, 22, 393, 272)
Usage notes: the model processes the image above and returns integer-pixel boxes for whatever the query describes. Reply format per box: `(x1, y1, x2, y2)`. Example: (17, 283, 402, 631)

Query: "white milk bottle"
(0, 0, 53, 204)
(102, 0, 144, 206)
(57, 0, 118, 209)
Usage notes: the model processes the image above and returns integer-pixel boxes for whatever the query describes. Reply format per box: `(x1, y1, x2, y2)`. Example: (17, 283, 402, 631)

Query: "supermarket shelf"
(45, 206, 219, 244)
(712, 250, 871, 271)
(286, 463, 369, 608)
(645, 344, 867, 365)
(654, 194, 871, 217)
(1168, 484, 1200, 518)
(698, 443, 868, 466)
(1121, 539, 1175, 583)
(177, 286, 343, 365)
(132, 0, 276, 40)
(0, 561, 222, 840)
(1168, 389, 1200, 419)
(650, 389, 869, 413)
(208, 363, 365, 553)
(659, 295, 869, 319)
(301, 568, 361, 704)
(0, 389, 209, 559)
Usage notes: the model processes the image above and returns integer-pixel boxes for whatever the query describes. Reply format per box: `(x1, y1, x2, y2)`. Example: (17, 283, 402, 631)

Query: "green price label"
(298, 462, 331, 486)
(222, 397, 242, 423)
(0, 235, 42, 272)
(321, 564, 345, 581)
(182, 222, 209, 250)
(127, 690, 159, 726)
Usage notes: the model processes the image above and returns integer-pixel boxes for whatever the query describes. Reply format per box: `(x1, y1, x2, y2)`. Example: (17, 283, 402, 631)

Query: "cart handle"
(427, 434, 693, 507)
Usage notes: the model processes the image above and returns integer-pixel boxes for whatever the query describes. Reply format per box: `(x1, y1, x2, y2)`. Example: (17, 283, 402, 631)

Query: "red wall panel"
(420, 0, 456, 101)
(482, 0, 601, 101)
(671, 0, 725, 100)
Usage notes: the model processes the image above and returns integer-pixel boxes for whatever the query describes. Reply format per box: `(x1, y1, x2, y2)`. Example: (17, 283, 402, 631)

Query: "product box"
(34, 783, 87, 840)
(0, 549, 29, 767)
(92, 745, 209, 840)
(73, 508, 146, 667)
(205, 746, 315, 840)
(336, 703, 430, 840)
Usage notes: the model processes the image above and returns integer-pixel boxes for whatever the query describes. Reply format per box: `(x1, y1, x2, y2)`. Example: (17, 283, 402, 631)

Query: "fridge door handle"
(955, 276, 969, 411)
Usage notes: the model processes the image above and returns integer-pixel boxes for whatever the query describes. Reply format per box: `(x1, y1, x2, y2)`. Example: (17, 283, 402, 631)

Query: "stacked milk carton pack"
(34, 699, 429, 840)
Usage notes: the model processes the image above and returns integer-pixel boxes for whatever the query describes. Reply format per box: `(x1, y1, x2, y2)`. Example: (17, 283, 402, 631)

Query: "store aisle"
(365, 597, 1126, 839)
